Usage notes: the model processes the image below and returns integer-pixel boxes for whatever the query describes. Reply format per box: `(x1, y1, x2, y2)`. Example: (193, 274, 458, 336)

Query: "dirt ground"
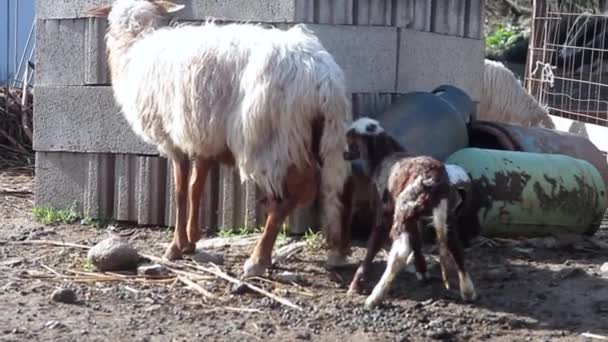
(1, 168, 608, 342)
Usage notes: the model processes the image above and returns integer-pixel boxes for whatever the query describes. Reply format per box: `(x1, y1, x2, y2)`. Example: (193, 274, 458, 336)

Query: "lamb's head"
(343, 117, 404, 163)
(85, 0, 184, 35)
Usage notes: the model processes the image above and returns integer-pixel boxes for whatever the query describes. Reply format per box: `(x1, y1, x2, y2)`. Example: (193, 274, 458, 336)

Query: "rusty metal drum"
(468, 120, 608, 189)
(446, 148, 608, 238)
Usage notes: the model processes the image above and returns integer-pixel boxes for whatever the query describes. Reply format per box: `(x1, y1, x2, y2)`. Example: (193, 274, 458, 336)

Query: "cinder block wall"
(34, 0, 485, 234)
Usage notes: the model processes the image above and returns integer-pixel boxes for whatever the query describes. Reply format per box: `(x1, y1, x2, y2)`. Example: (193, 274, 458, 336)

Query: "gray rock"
(87, 237, 140, 271)
(137, 264, 170, 277)
(51, 288, 78, 304)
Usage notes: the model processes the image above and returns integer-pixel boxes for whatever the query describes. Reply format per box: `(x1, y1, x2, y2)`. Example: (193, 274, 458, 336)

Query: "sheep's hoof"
(163, 244, 183, 261)
(181, 241, 197, 254)
(326, 251, 350, 268)
(242, 258, 269, 278)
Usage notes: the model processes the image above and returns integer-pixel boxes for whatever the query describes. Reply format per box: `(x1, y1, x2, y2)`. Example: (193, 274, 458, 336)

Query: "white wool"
(104, 0, 352, 236)
(480, 59, 555, 129)
(349, 117, 384, 135)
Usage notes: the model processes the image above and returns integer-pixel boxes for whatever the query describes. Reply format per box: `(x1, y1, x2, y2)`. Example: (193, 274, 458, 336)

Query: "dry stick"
(177, 275, 217, 300)
(5, 240, 91, 250)
(143, 253, 303, 311)
(582, 332, 608, 340)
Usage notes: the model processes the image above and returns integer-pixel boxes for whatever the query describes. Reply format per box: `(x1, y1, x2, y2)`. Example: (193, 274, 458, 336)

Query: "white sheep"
(85, 0, 353, 277)
(480, 59, 555, 129)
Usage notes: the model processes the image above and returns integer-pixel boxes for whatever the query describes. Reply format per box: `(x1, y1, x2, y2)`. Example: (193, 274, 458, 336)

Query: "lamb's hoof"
(326, 251, 350, 268)
(459, 273, 477, 302)
(347, 283, 362, 296)
(364, 295, 381, 309)
(163, 244, 183, 261)
(416, 271, 429, 282)
(242, 258, 269, 278)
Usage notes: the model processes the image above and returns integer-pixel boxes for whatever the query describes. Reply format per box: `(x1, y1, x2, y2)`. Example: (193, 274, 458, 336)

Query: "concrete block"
(355, 0, 392, 26)
(465, 0, 484, 39)
(37, 0, 297, 21)
(137, 156, 166, 225)
(198, 165, 219, 233)
(33, 86, 157, 155)
(35, 152, 87, 213)
(351, 93, 396, 118)
(83, 153, 115, 219)
(397, 29, 483, 101)
(308, 24, 397, 93)
(393, 0, 432, 30)
(113, 154, 139, 221)
(218, 165, 236, 230)
(35, 19, 86, 86)
(164, 161, 176, 227)
(431, 0, 466, 37)
(85, 17, 110, 84)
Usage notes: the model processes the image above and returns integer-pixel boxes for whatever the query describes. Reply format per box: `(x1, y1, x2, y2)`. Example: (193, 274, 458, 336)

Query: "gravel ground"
(1, 168, 608, 342)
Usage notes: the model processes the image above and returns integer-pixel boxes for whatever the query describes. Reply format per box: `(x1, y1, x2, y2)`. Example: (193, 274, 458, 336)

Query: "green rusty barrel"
(446, 148, 608, 238)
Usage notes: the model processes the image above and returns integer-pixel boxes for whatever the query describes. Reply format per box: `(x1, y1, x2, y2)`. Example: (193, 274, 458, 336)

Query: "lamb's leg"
(447, 225, 477, 301)
(432, 199, 451, 290)
(365, 230, 411, 308)
(163, 158, 190, 261)
(183, 157, 211, 253)
(347, 218, 390, 295)
(411, 221, 428, 281)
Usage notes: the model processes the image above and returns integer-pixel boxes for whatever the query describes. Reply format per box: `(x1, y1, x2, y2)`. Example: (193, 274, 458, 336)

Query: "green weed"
(32, 204, 80, 225)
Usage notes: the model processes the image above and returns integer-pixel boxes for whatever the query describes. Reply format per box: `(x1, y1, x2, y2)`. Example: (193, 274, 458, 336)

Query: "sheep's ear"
(154, 0, 185, 13)
(84, 4, 112, 18)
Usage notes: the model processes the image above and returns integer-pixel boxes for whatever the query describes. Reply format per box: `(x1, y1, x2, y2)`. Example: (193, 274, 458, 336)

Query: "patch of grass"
(32, 204, 81, 225)
(303, 228, 325, 250)
(81, 216, 115, 230)
(485, 24, 522, 56)
(81, 258, 95, 271)
(217, 225, 262, 238)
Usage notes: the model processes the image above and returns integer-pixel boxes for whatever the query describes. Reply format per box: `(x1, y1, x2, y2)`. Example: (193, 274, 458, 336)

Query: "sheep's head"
(343, 117, 387, 161)
(85, 0, 184, 35)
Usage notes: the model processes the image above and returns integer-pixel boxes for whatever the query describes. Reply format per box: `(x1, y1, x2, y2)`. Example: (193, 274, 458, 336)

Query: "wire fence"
(526, 0, 608, 128)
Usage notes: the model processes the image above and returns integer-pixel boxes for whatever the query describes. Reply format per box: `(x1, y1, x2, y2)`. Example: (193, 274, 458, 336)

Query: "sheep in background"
(343, 117, 476, 308)
(480, 59, 555, 129)
(85, 0, 353, 277)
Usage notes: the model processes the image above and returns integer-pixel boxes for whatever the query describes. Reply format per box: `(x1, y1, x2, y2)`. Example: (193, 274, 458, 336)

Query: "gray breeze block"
(35, 0, 483, 39)
(35, 150, 313, 233)
(33, 86, 158, 155)
(35, 18, 398, 92)
(397, 29, 484, 101)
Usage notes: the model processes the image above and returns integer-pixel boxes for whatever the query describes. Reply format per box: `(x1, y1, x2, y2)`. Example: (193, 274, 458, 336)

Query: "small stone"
(191, 251, 224, 265)
(137, 264, 170, 277)
(600, 262, 608, 278)
(87, 237, 140, 271)
(275, 271, 300, 284)
(45, 320, 67, 330)
(51, 288, 78, 304)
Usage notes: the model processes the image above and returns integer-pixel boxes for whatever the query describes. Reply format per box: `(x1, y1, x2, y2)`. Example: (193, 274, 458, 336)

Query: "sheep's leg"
(243, 197, 297, 278)
(183, 157, 211, 253)
(163, 158, 190, 261)
(244, 164, 317, 278)
(347, 217, 390, 295)
(365, 230, 411, 308)
(410, 221, 428, 281)
(447, 225, 477, 301)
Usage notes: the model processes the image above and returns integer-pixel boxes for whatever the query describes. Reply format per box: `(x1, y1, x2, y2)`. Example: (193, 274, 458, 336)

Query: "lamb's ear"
(154, 0, 185, 13)
(84, 4, 112, 17)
